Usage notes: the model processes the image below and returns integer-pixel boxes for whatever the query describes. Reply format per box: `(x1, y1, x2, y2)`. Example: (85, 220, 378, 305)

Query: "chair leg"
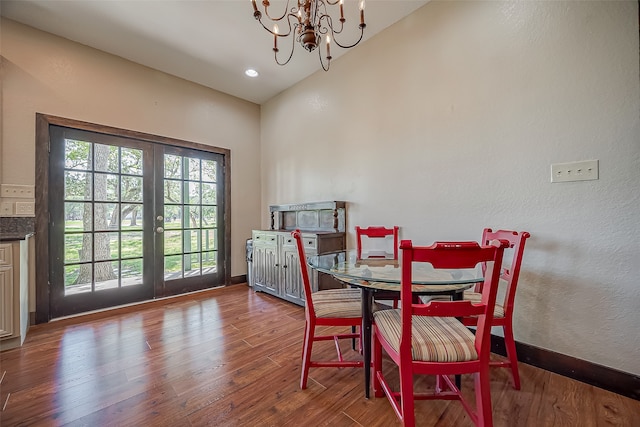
(399, 361, 415, 427)
(435, 374, 444, 393)
(301, 321, 309, 359)
(373, 330, 383, 398)
(351, 325, 357, 350)
(474, 367, 493, 427)
(300, 320, 315, 389)
(503, 324, 521, 390)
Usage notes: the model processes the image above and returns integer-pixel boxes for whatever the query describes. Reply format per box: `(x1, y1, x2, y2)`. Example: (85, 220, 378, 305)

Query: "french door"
(154, 145, 224, 297)
(48, 125, 225, 318)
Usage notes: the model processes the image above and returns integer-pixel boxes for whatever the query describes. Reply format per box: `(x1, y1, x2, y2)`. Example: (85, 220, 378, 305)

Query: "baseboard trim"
(490, 335, 639, 401)
(230, 274, 247, 285)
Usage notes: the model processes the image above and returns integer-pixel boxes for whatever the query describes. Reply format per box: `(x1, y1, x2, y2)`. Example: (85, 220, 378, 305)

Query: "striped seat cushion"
(311, 288, 386, 318)
(312, 289, 362, 318)
(312, 288, 362, 302)
(463, 291, 505, 319)
(373, 309, 478, 362)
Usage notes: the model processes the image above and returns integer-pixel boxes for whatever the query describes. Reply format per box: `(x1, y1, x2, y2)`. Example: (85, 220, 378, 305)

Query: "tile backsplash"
(0, 217, 35, 240)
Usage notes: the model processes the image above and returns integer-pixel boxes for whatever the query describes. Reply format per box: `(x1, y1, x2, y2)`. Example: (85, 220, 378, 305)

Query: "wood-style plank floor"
(1, 285, 638, 426)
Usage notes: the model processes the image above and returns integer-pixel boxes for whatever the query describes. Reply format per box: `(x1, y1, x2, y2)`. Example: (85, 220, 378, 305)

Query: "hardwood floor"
(1, 285, 638, 426)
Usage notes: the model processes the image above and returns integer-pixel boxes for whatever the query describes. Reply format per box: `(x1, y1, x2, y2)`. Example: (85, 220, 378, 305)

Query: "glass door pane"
(49, 126, 155, 318)
(155, 147, 224, 297)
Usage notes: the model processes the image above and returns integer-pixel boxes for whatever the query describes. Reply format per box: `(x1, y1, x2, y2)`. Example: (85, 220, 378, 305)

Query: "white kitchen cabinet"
(0, 243, 14, 337)
(0, 238, 30, 351)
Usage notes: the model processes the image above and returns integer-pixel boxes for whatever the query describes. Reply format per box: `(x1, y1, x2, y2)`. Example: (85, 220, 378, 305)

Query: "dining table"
(307, 250, 485, 398)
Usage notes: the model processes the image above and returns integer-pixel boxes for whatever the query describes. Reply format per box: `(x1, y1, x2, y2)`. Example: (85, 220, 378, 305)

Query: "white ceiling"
(1, 0, 429, 104)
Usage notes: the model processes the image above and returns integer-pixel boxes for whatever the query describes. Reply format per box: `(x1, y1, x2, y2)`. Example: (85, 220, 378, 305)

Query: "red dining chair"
(462, 228, 531, 390)
(356, 225, 399, 259)
(354, 226, 401, 309)
(419, 228, 530, 390)
(373, 239, 507, 427)
(292, 229, 364, 389)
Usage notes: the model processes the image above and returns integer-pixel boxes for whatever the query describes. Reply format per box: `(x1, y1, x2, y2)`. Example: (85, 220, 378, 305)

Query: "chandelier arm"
(275, 27, 298, 66)
(259, 0, 297, 22)
(323, 14, 344, 35)
(319, 46, 330, 71)
(256, 13, 299, 37)
(317, 14, 363, 49)
(331, 26, 365, 49)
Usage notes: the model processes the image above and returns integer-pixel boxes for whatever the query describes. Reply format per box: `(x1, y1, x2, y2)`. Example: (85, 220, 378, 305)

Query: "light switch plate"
(0, 202, 12, 216)
(15, 201, 35, 216)
(551, 160, 599, 183)
(0, 184, 35, 199)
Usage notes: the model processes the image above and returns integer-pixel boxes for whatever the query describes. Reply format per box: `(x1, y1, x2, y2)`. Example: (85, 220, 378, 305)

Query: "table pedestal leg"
(362, 288, 374, 399)
(452, 289, 464, 390)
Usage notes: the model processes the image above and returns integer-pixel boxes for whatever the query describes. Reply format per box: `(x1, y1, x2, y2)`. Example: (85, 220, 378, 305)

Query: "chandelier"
(251, 0, 366, 71)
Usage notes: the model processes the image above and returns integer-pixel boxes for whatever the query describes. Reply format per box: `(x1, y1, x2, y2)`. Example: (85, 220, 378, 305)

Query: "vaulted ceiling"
(1, 1, 429, 104)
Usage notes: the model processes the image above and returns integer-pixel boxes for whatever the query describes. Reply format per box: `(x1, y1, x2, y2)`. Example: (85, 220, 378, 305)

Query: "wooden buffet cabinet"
(251, 201, 346, 306)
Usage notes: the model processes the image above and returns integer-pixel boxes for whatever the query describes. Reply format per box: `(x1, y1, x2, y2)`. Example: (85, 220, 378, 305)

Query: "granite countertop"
(0, 217, 35, 241)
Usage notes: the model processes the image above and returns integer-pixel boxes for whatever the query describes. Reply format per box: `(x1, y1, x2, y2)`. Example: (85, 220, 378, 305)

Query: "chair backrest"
(399, 239, 507, 359)
(355, 226, 399, 259)
(292, 229, 315, 315)
(481, 228, 530, 316)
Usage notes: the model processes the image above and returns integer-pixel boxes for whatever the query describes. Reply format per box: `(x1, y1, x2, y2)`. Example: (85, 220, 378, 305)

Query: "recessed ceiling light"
(245, 69, 259, 78)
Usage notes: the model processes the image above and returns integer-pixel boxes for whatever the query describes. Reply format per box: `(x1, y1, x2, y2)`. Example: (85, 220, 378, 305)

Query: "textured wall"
(261, 1, 640, 374)
(1, 18, 262, 277)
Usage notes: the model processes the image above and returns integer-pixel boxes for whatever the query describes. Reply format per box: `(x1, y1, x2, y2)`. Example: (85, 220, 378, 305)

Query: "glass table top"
(308, 250, 484, 291)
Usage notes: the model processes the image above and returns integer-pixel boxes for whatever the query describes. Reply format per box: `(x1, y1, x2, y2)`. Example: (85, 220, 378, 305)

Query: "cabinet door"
(252, 232, 279, 295)
(253, 243, 278, 294)
(0, 266, 13, 338)
(252, 243, 267, 290)
(262, 246, 279, 294)
(281, 247, 303, 303)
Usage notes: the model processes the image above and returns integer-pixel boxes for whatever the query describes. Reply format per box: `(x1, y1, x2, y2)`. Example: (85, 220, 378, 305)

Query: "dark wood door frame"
(35, 113, 232, 323)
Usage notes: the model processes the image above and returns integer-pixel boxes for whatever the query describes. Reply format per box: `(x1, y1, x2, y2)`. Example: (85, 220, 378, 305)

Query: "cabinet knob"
(283, 265, 288, 269)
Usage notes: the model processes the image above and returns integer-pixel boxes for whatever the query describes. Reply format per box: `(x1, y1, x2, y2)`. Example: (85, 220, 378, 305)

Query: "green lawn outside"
(63, 221, 217, 286)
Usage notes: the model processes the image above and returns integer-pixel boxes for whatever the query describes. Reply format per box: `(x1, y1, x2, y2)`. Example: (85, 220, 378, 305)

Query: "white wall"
(1, 18, 262, 277)
(261, 1, 640, 374)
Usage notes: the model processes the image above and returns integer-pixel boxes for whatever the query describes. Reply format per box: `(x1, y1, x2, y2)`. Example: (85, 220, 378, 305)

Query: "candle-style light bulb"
(339, 0, 344, 20)
(251, 0, 258, 13)
(273, 24, 279, 50)
(359, 0, 365, 26)
(326, 34, 331, 58)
